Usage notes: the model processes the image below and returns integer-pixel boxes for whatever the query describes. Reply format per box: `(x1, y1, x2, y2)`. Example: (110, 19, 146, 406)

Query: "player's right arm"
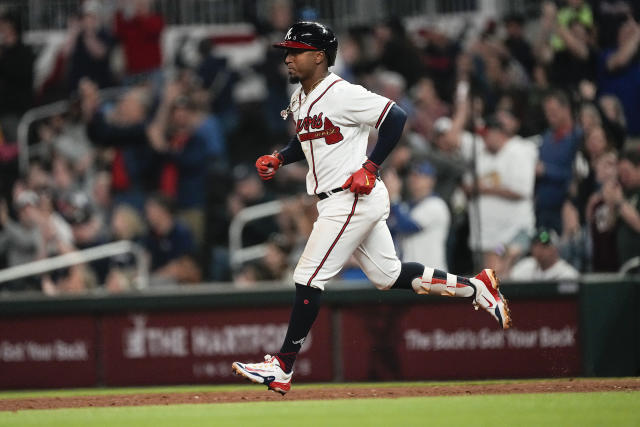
(255, 135, 305, 180)
(342, 104, 408, 194)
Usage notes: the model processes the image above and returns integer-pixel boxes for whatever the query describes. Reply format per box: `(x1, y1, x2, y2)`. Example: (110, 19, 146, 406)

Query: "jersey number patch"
(297, 114, 344, 145)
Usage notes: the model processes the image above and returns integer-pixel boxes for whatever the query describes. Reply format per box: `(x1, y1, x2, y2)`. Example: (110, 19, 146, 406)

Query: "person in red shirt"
(114, 0, 164, 78)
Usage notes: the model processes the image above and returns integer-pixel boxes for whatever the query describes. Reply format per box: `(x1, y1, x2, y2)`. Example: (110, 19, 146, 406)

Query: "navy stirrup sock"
(277, 284, 322, 373)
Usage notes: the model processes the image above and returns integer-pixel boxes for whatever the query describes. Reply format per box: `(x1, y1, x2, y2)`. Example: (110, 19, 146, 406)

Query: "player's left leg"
(233, 191, 383, 393)
(354, 220, 512, 329)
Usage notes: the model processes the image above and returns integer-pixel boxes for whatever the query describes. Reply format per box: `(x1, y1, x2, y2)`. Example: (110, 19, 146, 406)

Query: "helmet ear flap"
(326, 50, 336, 67)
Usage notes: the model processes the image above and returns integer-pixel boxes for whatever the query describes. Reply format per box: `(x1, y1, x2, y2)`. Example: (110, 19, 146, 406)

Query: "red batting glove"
(342, 159, 379, 195)
(255, 152, 283, 180)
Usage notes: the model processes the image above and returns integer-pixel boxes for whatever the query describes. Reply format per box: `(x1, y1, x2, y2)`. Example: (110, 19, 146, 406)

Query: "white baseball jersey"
(290, 73, 395, 195)
(287, 72, 402, 290)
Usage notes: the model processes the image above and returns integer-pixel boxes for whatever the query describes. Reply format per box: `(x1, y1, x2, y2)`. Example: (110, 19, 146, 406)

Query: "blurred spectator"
(585, 150, 620, 271)
(30, 188, 74, 256)
(0, 10, 35, 141)
(409, 82, 472, 212)
(143, 193, 200, 284)
(114, 0, 165, 81)
(51, 155, 81, 196)
(465, 116, 537, 277)
(91, 170, 113, 222)
(611, 149, 640, 269)
(593, 0, 639, 49)
(420, 27, 458, 99)
(81, 79, 156, 209)
(409, 78, 450, 144)
(375, 71, 414, 118)
(503, 13, 535, 76)
(597, 95, 627, 150)
(0, 192, 43, 290)
(537, 2, 597, 90)
(58, 190, 109, 281)
(469, 40, 516, 114)
(65, 1, 116, 91)
(375, 17, 425, 88)
(577, 80, 627, 149)
(597, 15, 640, 136)
(535, 90, 581, 233)
(105, 204, 145, 292)
(0, 188, 91, 294)
(147, 85, 227, 244)
(333, 32, 362, 83)
(195, 38, 239, 133)
(571, 126, 613, 223)
(520, 64, 551, 137)
(509, 227, 579, 280)
(386, 161, 450, 270)
(578, 102, 602, 138)
(554, 0, 594, 44)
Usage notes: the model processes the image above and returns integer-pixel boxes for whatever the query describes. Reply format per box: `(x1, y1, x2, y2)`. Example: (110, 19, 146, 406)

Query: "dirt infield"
(1, 378, 638, 412)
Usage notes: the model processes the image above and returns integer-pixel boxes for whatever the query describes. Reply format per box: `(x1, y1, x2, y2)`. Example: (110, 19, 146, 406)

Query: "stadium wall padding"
(0, 278, 637, 388)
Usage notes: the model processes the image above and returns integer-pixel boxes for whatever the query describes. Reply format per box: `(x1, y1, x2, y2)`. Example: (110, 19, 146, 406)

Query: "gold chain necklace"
(280, 74, 328, 120)
(307, 75, 327, 94)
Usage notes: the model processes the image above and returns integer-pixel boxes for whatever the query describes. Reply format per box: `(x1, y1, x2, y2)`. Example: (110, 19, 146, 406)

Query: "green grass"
(0, 391, 638, 427)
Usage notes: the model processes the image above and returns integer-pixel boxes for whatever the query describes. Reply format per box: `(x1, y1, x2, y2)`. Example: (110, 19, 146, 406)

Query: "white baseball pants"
(293, 182, 402, 290)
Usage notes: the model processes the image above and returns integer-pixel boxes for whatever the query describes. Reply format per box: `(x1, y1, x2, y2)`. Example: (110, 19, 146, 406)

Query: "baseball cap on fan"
(14, 191, 38, 209)
(433, 117, 452, 134)
(532, 227, 559, 246)
(410, 160, 436, 177)
(82, 0, 101, 16)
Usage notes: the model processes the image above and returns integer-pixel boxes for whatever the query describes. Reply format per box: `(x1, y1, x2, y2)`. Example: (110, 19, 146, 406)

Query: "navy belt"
(317, 187, 345, 200)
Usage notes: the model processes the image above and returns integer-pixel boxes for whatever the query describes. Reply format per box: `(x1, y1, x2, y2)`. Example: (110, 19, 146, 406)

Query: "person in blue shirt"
(535, 90, 581, 233)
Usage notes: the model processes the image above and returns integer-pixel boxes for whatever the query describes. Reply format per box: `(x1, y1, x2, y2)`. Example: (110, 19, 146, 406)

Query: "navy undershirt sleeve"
(368, 104, 408, 166)
(279, 135, 305, 165)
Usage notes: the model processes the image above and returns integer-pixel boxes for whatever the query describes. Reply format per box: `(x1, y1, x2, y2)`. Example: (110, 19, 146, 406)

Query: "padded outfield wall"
(0, 276, 637, 389)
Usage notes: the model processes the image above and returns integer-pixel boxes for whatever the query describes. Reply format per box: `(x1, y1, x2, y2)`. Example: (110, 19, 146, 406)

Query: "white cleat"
(470, 269, 513, 329)
(232, 354, 292, 395)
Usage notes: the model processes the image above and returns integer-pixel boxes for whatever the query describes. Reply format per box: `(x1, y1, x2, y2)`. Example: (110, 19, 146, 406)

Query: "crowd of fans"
(0, 0, 639, 294)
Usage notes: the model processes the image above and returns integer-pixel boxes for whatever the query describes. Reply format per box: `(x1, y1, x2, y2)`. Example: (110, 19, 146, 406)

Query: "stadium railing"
(0, 240, 149, 290)
(228, 199, 284, 273)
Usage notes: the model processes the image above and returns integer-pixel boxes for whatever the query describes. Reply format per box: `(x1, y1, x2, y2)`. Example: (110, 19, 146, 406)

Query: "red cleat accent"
(472, 269, 512, 329)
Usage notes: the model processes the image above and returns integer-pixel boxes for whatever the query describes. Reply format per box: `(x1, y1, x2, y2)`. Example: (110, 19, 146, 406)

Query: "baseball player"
(232, 22, 512, 394)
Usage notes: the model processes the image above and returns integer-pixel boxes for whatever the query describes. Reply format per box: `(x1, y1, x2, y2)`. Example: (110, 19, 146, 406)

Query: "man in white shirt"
(465, 115, 537, 277)
(509, 227, 579, 280)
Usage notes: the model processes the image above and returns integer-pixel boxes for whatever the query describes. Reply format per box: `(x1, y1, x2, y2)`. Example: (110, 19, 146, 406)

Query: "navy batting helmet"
(273, 21, 338, 66)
